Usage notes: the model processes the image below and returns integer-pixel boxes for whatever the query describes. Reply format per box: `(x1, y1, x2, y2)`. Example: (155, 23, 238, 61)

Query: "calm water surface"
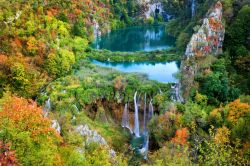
(91, 60, 179, 83)
(91, 26, 178, 83)
(91, 26, 175, 52)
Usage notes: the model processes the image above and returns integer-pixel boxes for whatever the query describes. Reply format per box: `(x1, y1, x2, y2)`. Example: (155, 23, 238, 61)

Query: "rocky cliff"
(185, 1, 225, 58)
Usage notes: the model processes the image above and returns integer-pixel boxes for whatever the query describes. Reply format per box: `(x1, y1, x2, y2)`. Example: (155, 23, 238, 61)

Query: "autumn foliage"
(227, 99, 250, 124)
(0, 96, 60, 139)
(0, 95, 62, 164)
(0, 142, 20, 166)
(171, 128, 189, 146)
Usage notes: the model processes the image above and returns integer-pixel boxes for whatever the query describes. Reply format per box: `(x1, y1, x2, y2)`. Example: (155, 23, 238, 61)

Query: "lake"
(91, 60, 179, 83)
(91, 26, 175, 52)
(91, 26, 178, 83)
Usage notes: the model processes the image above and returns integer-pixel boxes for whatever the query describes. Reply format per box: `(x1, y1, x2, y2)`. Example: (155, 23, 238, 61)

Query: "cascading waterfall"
(43, 97, 51, 116)
(139, 132, 149, 160)
(191, 0, 196, 17)
(145, 2, 163, 19)
(134, 91, 140, 137)
(143, 93, 147, 134)
(139, 98, 154, 160)
(121, 92, 155, 159)
(148, 99, 154, 121)
(121, 103, 133, 134)
(121, 103, 128, 128)
(73, 104, 79, 113)
(45, 97, 51, 110)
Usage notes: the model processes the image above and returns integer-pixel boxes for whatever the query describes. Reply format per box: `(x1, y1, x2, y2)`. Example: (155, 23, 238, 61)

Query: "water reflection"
(91, 26, 175, 52)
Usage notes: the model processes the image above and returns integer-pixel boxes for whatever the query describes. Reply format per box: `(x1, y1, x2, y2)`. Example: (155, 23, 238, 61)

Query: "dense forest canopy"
(0, 0, 249, 165)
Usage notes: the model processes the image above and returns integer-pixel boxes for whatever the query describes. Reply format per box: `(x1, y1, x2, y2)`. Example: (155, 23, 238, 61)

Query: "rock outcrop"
(185, 1, 225, 58)
(76, 124, 107, 146)
(75, 124, 117, 159)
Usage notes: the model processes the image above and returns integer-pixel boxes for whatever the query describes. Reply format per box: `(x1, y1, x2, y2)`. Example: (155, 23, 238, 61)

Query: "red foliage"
(171, 128, 189, 146)
(0, 142, 20, 166)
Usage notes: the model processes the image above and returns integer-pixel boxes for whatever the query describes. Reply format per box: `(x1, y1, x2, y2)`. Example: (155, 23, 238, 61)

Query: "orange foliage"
(13, 37, 22, 48)
(0, 142, 20, 166)
(0, 96, 61, 140)
(172, 128, 189, 146)
(210, 108, 222, 117)
(27, 36, 38, 52)
(0, 54, 8, 65)
(227, 99, 250, 123)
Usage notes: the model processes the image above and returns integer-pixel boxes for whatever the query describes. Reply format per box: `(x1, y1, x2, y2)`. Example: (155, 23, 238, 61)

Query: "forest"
(0, 0, 249, 165)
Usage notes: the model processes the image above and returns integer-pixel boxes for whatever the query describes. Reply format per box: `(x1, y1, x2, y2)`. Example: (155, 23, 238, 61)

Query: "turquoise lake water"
(91, 26, 178, 83)
(91, 26, 175, 52)
(91, 60, 179, 83)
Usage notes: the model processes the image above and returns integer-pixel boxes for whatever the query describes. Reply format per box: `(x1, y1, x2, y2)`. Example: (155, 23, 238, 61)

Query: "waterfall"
(45, 97, 51, 110)
(73, 104, 79, 113)
(143, 93, 147, 134)
(139, 130, 149, 159)
(134, 91, 140, 137)
(122, 103, 128, 128)
(191, 0, 196, 17)
(144, 135, 149, 160)
(148, 100, 154, 121)
(139, 98, 153, 160)
(43, 97, 51, 116)
(121, 103, 133, 134)
(93, 19, 101, 38)
(142, 99, 154, 159)
(145, 2, 163, 19)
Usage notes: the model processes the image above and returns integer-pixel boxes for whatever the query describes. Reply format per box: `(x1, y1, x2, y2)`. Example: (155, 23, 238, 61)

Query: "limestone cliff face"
(181, 1, 225, 100)
(185, 1, 225, 58)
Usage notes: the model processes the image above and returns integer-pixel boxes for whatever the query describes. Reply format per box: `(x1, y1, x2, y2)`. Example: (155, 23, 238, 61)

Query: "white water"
(148, 100, 154, 121)
(73, 104, 80, 113)
(43, 97, 51, 116)
(139, 132, 149, 160)
(134, 92, 140, 137)
(145, 2, 163, 19)
(93, 19, 101, 38)
(121, 103, 133, 134)
(143, 93, 147, 134)
(191, 0, 196, 17)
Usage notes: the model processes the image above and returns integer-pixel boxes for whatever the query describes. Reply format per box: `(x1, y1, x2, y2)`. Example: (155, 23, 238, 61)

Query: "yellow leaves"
(26, 36, 38, 55)
(210, 108, 221, 117)
(227, 99, 250, 124)
(194, 91, 208, 106)
(214, 126, 230, 145)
